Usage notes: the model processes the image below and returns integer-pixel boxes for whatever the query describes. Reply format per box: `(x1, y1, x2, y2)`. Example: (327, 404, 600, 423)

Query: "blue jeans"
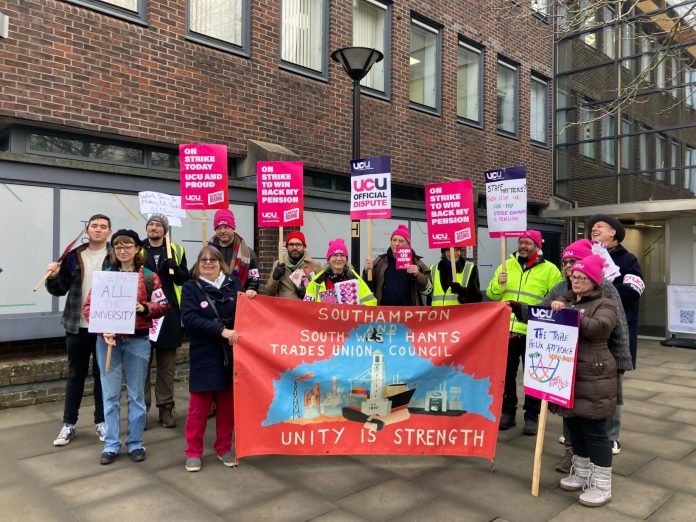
(96, 335, 150, 454)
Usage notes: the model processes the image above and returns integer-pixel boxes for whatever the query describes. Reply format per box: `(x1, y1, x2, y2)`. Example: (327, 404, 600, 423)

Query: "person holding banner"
(362, 225, 431, 306)
(45, 213, 112, 447)
(549, 254, 619, 508)
(428, 247, 482, 305)
(141, 214, 189, 429)
(486, 230, 563, 435)
(587, 214, 643, 456)
(265, 231, 320, 300)
(180, 246, 255, 472)
(83, 229, 170, 465)
(209, 209, 260, 292)
(513, 239, 632, 474)
(304, 239, 376, 305)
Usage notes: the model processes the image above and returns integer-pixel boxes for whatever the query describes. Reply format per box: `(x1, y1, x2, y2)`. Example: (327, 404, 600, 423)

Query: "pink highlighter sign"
(425, 180, 476, 249)
(179, 144, 229, 210)
(395, 247, 411, 269)
(257, 161, 304, 227)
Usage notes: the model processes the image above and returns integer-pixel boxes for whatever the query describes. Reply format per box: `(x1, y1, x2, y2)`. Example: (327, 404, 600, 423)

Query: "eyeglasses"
(570, 275, 589, 283)
(114, 245, 135, 252)
(562, 259, 577, 267)
(199, 258, 219, 265)
(287, 242, 304, 248)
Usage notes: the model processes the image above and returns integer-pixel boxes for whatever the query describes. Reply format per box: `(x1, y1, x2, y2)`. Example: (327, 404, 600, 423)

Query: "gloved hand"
(272, 264, 286, 281)
(507, 300, 523, 320)
(449, 282, 465, 296)
(295, 287, 307, 299)
(164, 258, 178, 271)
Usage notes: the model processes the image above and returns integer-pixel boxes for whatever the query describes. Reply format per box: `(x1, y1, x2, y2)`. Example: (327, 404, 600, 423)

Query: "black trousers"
(502, 334, 541, 420)
(63, 329, 104, 425)
(565, 416, 612, 467)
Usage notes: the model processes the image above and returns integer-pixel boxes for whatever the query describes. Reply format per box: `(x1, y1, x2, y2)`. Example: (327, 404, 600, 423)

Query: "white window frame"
(353, 0, 390, 95)
(457, 41, 483, 126)
(530, 75, 548, 145)
(186, 0, 250, 56)
(409, 18, 441, 113)
(280, 0, 329, 79)
(497, 59, 519, 137)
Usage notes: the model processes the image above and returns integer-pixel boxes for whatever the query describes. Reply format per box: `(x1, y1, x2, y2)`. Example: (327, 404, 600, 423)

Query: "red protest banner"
(257, 161, 304, 227)
(425, 180, 476, 248)
(233, 296, 510, 459)
(179, 144, 228, 210)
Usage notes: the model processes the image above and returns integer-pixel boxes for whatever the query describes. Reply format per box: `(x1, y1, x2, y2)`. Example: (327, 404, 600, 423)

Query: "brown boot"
(159, 405, 177, 428)
(555, 442, 573, 473)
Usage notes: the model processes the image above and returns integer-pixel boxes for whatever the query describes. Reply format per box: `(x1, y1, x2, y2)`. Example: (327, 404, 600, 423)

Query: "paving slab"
(667, 408, 696, 426)
(621, 400, 678, 419)
(609, 474, 672, 519)
(617, 429, 695, 461)
(633, 459, 696, 496)
(647, 492, 696, 521)
(397, 495, 495, 522)
(223, 489, 336, 522)
(310, 509, 368, 521)
(622, 379, 696, 397)
(347, 454, 455, 479)
(550, 502, 643, 521)
(618, 411, 683, 435)
(50, 466, 153, 508)
(647, 394, 696, 412)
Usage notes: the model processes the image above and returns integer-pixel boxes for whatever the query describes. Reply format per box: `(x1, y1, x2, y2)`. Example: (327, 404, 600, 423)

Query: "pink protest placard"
(179, 144, 229, 210)
(425, 180, 476, 248)
(395, 247, 411, 269)
(257, 161, 304, 227)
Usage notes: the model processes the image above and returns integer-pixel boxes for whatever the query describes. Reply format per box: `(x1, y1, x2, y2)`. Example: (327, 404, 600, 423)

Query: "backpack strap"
(143, 268, 154, 297)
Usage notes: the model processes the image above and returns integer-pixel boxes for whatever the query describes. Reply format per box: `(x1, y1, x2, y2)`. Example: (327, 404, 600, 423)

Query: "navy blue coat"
(180, 276, 244, 393)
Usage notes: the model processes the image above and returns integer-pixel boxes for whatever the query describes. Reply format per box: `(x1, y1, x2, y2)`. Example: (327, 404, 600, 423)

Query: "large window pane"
(353, 0, 387, 92)
(189, 0, 244, 46)
(602, 7, 615, 58)
(579, 101, 596, 159)
(656, 134, 666, 181)
(531, 76, 548, 144)
(639, 127, 650, 176)
(410, 20, 439, 109)
(602, 115, 615, 165)
(28, 134, 144, 165)
(621, 23, 634, 71)
(497, 60, 518, 136)
(281, 0, 326, 73)
(671, 141, 680, 185)
(686, 147, 696, 193)
(621, 118, 632, 171)
(457, 43, 482, 124)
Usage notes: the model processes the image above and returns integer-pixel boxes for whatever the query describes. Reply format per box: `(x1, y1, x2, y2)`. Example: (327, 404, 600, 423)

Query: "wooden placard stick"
(500, 237, 507, 291)
(531, 399, 549, 497)
(450, 246, 457, 281)
(278, 226, 284, 263)
(165, 232, 175, 276)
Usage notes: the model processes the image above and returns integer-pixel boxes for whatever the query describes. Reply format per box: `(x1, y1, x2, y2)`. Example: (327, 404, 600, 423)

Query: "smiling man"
(486, 230, 563, 435)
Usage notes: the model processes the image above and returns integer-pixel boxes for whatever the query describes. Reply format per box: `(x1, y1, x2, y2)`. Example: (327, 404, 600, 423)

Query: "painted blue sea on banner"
(262, 322, 495, 426)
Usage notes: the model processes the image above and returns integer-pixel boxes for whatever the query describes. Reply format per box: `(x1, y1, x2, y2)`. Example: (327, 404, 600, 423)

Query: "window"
(497, 59, 518, 136)
(530, 75, 548, 144)
(65, 0, 146, 24)
(656, 134, 666, 181)
(410, 18, 441, 111)
(686, 147, 696, 192)
(187, 0, 249, 54)
(621, 118, 632, 171)
(621, 22, 634, 71)
(581, 0, 597, 48)
(531, 0, 548, 18)
(601, 114, 615, 165)
(656, 52, 666, 88)
(457, 42, 483, 125)
(670, 56, 680, 99)
(686, 68, 696, 109)
(353, 0, 389, 93)
(602, 7, 615, 59)
(151, 151, 180, 171)
(28, 133, 144, 165)
(639, 126, 649, 176)
(557, 88, 570, 144)
(671, 141, 679, 185)
(640, 34, 653, 84)
(281, 0, 327, 76)
(579, 101, 596, 159)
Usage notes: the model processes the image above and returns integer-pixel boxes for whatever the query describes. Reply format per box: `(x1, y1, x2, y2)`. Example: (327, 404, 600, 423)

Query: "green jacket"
(486, 253, 563, 335)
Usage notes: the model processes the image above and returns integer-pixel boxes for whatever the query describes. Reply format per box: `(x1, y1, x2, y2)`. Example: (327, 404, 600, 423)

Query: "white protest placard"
(88, 271, 139, 334)
(148, 287, 168, 341)
(590, 241, 622, 281)
(523, 307, 580, 408)
(668, 285, 696, 334)
(350, 155, 391, 219)
(138, 191, 186, 218)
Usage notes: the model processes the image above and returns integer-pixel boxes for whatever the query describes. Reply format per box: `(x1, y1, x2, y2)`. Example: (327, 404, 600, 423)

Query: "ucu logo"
(530, 308, 553, 319)
(485, 170, 504, 181)
(261, 212, 277, 219)
(574, 263, 586, 270)
(352, 176, 388, 192)
(352, 160, 373, 171)
(432, 233, 448, 240)
(185, 194, 202, 201)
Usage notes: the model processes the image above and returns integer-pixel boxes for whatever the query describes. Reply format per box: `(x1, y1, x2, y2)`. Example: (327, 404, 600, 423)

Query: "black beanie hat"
(586, 214, 625, 243)
(111, 229, 143, 247)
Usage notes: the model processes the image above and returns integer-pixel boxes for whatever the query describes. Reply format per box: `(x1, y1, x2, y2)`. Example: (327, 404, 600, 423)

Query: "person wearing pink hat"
(362, 224, 431, 306)
(265, 231, 321, 300)
(511, 239, 632, 474)
(486, 230, 563, 435)
(208, 208, 259, 294)
(548, 254, 620, 508)
(304, 239, 376, 305)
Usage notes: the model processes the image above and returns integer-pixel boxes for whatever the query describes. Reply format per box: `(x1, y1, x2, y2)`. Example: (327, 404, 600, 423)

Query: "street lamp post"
(331, 46, 384, 270)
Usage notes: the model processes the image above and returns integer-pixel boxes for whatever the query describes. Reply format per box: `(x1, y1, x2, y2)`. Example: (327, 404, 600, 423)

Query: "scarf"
(200, 272, 226, 289)
(226, 234, 252, 285)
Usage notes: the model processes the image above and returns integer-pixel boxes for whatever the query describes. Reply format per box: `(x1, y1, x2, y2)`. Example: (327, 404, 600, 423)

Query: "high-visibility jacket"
(140, 242, 185, 305)
(486, 254, 563, 335)
(430, 262, 474, 306)
(304, 269, 377, 306)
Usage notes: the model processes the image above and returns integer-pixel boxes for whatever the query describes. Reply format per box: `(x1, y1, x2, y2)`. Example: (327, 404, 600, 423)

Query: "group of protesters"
(45, 208, 642, 508)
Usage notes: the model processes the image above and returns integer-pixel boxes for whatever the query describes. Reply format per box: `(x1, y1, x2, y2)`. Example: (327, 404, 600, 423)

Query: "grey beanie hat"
(146, 213, 169, 230)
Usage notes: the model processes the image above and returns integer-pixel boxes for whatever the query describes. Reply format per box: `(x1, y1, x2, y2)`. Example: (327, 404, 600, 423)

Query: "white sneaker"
(53, 424, 76, 446)
(95, 422, 106, 442)
(558, 435, 565, 444)
(612, 441, 621, 455)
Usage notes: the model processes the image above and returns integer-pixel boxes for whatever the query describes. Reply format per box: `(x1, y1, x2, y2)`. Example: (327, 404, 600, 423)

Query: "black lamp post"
(331, 46, 384, 269)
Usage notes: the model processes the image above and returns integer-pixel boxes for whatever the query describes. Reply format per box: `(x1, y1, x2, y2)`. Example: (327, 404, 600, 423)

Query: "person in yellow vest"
(486, 230, 563, 435)
(304, 239, 376, 306)
(429, 247, 482, 305)
(141, 214, 189, 429)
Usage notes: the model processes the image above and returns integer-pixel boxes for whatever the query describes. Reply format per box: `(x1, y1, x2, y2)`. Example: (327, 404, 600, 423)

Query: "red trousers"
(185, 386, 234, 458)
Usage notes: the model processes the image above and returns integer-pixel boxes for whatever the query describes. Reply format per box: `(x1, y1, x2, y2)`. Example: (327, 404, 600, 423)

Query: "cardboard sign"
(523, 307, 580, 408)
(138, 191, 186, 218)
(233, 296, 510, 458)
(179, 144, 228, 210)
(350, 156, 392, 219)
(485, 166, 527, 237)
(88, 272, 139, 334)
(395, 247, 411, 270)
(425, 180, 476, 248)
(257, 161, 304, 227)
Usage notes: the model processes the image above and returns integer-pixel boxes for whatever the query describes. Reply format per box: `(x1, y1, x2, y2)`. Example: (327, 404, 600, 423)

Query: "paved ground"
(1, 340, 695, 521)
